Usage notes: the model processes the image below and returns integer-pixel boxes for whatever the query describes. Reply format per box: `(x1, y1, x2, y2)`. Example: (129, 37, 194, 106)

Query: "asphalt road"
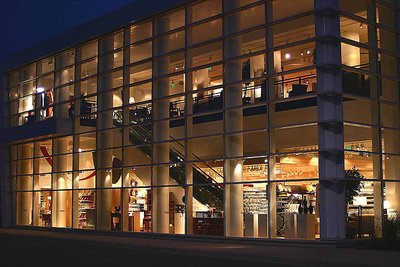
(0, 233, 293, 267)
(0, 229, 398, 267)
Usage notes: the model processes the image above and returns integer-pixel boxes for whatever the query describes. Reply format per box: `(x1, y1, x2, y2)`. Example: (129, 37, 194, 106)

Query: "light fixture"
(306, 50, 311, 55)
(36, 87, 45, 93)
(360, 23, 363, 29)
(300, 52, 304, 56)
(78, 148, 83, 153)
(284, 53, 291, 59)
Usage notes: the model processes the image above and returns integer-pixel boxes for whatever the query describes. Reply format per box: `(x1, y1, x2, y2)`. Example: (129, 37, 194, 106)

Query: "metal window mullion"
(265, 0, 273, 240)
(94, 38, 101, 231)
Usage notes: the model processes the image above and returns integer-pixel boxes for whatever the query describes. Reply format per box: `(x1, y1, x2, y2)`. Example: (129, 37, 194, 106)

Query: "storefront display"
(78, 190, 95, 229)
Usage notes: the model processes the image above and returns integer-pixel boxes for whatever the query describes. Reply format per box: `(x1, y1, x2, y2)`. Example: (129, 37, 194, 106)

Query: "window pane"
(155, 9, 184, 35)
(56, 50, 75, 69)
(189, 0, 222, 23)
(130, 21, 152, 43)
(271, 0, 314, 21)
(271, 16, 315, 48)
(77, 41, 98, 62)
(188, 19, 222, 46)
(130, 41, 152, 63)
(224, 5, 265, 35)
(37, 57, 54, 76)
(154, 30, 185, 56)
(187, 41, 222, 69)
(99, 31, 123, 53)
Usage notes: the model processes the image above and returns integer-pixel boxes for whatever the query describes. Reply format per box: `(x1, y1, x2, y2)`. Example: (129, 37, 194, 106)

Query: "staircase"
(113, 110, 223, 209)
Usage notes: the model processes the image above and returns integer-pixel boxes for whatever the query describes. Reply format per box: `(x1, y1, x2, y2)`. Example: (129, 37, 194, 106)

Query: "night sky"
(0, 0, 138, 62)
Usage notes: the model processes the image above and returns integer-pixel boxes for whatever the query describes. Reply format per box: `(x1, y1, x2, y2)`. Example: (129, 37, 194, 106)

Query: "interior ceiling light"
(284, 53, 291, 59)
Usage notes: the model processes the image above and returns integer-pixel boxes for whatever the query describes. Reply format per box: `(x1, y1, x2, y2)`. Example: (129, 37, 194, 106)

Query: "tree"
(345, 167, 364, 205)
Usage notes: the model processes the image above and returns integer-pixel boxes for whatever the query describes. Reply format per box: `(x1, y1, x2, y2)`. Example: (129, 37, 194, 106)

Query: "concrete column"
(53, 138, 69, 228)
(266, 1, 278, 238)
(17, 144, 33, 225)
(367, 2, 383, 236)
(372, 129, 383, 236)
(385, 1, 400, 219)
(55, 77, 70, 119)
(96, 38, 114, 231)
(1, 73, 13, 227)
(224, 0, 243, 237)
(268, 137, 277, 238)
(152, 17, 170, 234)
(122, 170, 130, 231)
(35, 91, 44, 121)
(195, 69, 209, 90)
(250, 55, 264, 79)
(315, 0, 346, 240)
(384, 131, 400, 216)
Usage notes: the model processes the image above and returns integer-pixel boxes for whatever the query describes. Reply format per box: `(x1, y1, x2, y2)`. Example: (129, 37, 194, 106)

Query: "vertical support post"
(224, 0, 244, 237)
(96, 36, 114, 231)
(53, 138, 69, 227)
(0, 72, 13, 227)
(315, 0, 346, 240)
(152, 17, 170, 234)
(17, 144, 33, 225)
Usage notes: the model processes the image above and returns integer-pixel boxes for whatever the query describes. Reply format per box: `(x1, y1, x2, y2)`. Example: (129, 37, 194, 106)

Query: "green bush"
(383, 217, 400, 242)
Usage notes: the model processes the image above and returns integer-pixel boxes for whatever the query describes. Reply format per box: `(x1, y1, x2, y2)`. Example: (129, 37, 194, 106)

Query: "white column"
(17, 144, 33, 225)
(53, 138, 69, 227)
(195, 69, 209, 90)
(385, 131, 400, 216)
(35, 92, 43, 121)
(55, 73, 70, 119)
(97, 38, 114, 230)
(250, 55, 264, 78)
(224, 0, 243, 237)
(152, 17, 170, 234)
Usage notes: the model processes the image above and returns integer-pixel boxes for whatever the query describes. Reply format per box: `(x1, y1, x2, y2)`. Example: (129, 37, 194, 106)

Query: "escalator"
(113, 111, 223, 209)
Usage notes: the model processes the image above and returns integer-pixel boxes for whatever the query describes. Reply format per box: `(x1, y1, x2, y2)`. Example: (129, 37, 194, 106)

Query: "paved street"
(0, 229, 398, 267)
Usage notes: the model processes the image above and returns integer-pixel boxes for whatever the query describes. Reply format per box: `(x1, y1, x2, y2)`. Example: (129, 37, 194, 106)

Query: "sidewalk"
(0, 228, 397, 266)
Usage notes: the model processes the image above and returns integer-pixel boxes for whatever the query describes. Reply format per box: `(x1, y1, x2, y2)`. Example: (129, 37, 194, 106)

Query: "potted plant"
(345, 167, 364, 205)
(345, 167, 364, 238)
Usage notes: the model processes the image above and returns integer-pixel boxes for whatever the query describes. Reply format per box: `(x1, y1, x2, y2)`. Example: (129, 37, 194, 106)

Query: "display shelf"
(78, 190, 95, 228)
(243, 187, 267, 214)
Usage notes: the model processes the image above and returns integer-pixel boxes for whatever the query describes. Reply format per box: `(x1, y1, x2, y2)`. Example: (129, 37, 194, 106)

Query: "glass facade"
(3, 0, 399, 241)
(339, 0, 400, 239)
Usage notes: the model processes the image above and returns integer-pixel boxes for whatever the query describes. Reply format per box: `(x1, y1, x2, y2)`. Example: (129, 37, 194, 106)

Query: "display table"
(128, 211, 142, 232)
(110, 212, 121, 231)
(284, 213, 315, 240)
(244, 214, 268, 237)
(193, 218, 223, 235)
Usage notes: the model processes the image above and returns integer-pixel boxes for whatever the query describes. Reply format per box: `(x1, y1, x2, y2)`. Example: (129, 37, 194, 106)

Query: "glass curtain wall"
(8, 0, 397, 240)
(339, 0, 399, 239)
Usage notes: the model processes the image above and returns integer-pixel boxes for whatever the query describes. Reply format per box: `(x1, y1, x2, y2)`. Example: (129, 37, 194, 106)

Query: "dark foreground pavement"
(0, 229, 398, 267)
